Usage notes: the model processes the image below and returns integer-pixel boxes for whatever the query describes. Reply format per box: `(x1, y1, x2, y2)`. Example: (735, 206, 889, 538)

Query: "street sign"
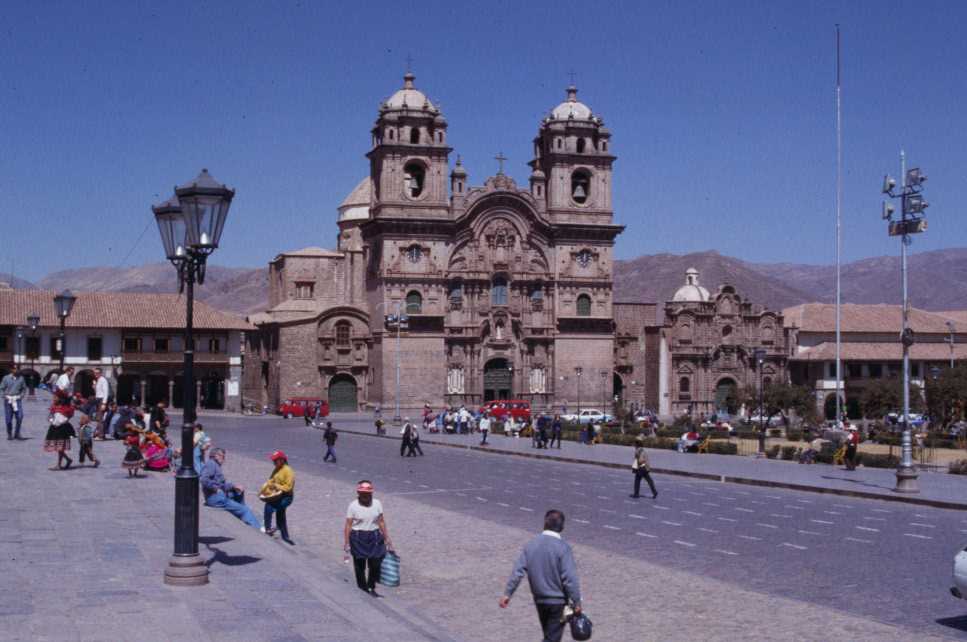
(889, 219, 927, 236)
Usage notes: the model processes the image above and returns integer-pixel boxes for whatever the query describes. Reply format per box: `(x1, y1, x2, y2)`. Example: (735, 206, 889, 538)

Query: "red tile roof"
(0, 288, 252, 331)
(783, 303, 963, 334)
(790, 341, 967, 362)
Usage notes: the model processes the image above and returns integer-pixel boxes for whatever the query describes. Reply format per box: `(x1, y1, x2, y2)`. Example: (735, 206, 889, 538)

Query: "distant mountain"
(0, 273, 36, 289)
(20, 248, 967, 319)
(36, 264, 267, 316)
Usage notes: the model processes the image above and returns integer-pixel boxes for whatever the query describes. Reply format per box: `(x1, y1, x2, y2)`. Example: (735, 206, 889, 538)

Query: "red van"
(278, 397, 329, 419)
(479, 400, 531, 421)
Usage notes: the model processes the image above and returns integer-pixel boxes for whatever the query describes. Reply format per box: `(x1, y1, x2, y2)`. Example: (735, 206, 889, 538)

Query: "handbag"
(379, 551, 401, 587)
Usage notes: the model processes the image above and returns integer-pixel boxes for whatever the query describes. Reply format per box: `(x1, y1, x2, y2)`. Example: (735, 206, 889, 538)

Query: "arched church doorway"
(328, 374, 358, 412)
(715, 378, 739, 415)
(612, 373, 624, 405)
(483, 358, 512, 402)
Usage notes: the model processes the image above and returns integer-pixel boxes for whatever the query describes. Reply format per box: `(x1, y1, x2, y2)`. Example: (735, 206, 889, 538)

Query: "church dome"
(384, 73, 436, 111)
(551, 85, 592, 120)
(338, 177, 372, 223)
(672, 268, 710, 303)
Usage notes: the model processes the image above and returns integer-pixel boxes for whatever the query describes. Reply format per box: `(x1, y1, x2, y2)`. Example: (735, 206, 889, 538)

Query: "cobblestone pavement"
(0, 403, 455, 642)
(204, 413, 967, 640)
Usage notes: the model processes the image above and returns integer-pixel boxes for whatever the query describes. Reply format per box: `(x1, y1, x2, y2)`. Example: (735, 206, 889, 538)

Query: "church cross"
(495, 152, 507, 175)
(405, 53, 414, 73)
(568, 69, 576, 85)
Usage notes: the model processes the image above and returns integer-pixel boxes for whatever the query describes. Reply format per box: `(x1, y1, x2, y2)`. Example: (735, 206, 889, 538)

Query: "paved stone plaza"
(6, 399, 967, 640)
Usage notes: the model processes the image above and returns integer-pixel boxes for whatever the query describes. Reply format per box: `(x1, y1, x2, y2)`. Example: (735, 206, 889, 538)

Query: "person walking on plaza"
(77, 410, 100, 467)
(199, 448, 260, 528)
(400, 419, 414, 457)
(261, 450, 295, 544)
(844, 426, 860, 471)
(409, 422, 424, 456)
(550, 415, 562, 449)
(499, 509, 582, 642)
(1, 364, 27, 440)
(323, 421, 338, 463)
(45, 391, 76, 470)
(630, 435, 657, 499)
(344, 480, 395, 597)
(93, 368, 110, 439)
(479, 413, 491, 445)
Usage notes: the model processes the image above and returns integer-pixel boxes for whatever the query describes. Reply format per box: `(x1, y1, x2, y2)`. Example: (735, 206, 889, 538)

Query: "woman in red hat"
(260, 450, 295, 544)
(344, 480, 395, 596)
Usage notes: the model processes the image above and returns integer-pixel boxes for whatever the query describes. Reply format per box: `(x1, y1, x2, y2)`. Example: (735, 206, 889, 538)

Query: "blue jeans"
(4, 400, 23, 437)
(193, 446, 205, 474)
(264, 495, 293, 538)
(204, 491, 260, 528)
(323, 446, 336, 462)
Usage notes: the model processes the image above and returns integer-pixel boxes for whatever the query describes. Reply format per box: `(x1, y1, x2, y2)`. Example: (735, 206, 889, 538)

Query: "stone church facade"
(244, 74, 630, 413)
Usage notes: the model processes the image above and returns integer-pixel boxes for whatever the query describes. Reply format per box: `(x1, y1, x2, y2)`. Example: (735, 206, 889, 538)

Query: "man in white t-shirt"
(479, 413, 492, 446)
(55, 367, 74, 396)
(94, 368, 110, 439)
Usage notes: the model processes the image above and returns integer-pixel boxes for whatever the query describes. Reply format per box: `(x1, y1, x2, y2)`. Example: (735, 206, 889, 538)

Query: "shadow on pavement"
(200, 535, 262, 567)
(820, 475, 893, 492)
(936, 615, 967, 632)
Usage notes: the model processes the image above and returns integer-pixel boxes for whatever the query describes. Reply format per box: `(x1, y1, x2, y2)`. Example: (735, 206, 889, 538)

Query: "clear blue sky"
(2, 1, 965, 282)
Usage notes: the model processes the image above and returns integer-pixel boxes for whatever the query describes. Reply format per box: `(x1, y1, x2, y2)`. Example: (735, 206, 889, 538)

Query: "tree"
(925, 365, 967, 429)
(742, 381, 817, 426)
(859, 378, 924, 419)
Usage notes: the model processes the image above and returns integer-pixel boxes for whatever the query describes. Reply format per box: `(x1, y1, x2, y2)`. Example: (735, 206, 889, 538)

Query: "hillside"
(22, 247, 967, 318)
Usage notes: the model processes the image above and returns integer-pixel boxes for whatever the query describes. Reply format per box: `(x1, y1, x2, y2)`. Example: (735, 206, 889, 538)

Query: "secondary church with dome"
(242, 73, 788, 415)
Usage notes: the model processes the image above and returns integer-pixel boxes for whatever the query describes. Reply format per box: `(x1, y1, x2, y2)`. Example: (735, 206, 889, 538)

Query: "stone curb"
(336, 426, 967, 512)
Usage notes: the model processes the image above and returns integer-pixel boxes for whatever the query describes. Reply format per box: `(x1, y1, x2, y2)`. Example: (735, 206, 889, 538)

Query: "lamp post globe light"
(53, 290, 76, 373)
(153, 169, 234, 586)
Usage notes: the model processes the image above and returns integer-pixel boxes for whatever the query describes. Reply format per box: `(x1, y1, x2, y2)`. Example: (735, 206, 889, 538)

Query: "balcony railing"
(121, 350, 229, 365)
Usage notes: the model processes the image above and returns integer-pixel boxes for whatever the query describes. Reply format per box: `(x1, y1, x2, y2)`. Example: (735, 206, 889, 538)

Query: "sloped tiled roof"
(339, 177, 372, 208)
(940, 311, 967, 327)
(790, 341, 967, 362)
(783, 303, 962, 334)
(0, 289, 252, 331)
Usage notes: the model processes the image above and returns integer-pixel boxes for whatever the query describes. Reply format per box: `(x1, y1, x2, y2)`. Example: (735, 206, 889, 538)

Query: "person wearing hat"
(844, 425, 860, 471)
(344, 480, 395, 596)
(630, 435, 658, 499)
(260, 451, 295, 544)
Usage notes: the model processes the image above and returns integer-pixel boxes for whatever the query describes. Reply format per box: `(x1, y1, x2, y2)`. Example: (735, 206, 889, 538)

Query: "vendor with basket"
(260, 451, 295, 545)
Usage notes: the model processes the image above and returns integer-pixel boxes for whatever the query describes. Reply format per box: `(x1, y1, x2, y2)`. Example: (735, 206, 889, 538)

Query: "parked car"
(562, 408, 613, 424)
(633, 409, 658, 423)
(747, 413, 784, 427)
(951, 544, 967, 600)
(479, 400, 531, 422)
(886, 412, 927, 428)
(278, 397, 329, 419)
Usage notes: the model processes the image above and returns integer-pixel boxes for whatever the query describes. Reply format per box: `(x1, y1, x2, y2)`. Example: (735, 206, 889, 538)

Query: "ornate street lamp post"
(754, 348, 767, 455)
(53, 290, 76, 373)
(575, 367, 583, 415)
(154, 169, 234, 586)
(27, 313, 39, 395)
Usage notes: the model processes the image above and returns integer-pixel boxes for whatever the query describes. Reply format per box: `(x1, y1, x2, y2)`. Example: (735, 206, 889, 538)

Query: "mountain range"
(4, 248, 965, 318)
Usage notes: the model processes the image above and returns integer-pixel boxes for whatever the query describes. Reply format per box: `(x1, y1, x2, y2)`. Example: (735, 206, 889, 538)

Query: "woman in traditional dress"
(121, 419, 146, 477)
(343, 480, 395, 597)
(44, 391, 76, 470)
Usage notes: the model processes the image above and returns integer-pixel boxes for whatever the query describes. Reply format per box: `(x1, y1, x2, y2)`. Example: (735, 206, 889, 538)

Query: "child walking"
(78, 414, 100, 467)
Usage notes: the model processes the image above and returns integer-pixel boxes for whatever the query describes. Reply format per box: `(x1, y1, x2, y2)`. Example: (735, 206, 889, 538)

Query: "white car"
(952, 547, 967, 600)
(562, 409, 613, 424)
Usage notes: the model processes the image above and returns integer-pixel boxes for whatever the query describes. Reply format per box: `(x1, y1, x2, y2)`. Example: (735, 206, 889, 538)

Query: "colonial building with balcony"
(0, 286, 251, 411)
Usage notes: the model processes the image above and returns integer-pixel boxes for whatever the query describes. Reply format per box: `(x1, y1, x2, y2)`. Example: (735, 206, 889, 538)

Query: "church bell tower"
(367, 73, 452, 219)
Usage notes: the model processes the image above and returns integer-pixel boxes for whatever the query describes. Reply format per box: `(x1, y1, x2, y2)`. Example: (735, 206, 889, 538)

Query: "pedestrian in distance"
(630, 435, 657, 499)
(844, 425, 860, 471)
(400, 419, 414, 457)
(193, 423, 211, 474)
(374, 417, 385, 436)
(344, 480, 395, 597)
(261, 450, 295, 544)
(93, 367, 110, 439)
(550, 415, 562, 449)
(120, 418, 146, 477)
(1, 364, 27, 440)
(409, 423, 424, 456)
(323, 421, 338, 463)
(304, 403, 313, 427)
(537, 413, 549, 449)
(199, 448, 260, 527)
(500, 509, 582, 642)
(479, 413, 491, 445)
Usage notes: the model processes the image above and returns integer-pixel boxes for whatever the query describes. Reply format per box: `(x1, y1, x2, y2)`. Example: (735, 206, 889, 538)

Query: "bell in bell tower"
(367, 72, 452, 219)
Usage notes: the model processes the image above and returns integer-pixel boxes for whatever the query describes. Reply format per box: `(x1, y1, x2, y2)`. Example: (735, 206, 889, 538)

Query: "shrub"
(786, 430, 803, 442)
(671, 415, 692, 430)
(768, 428, 783, 438)
(949, 459, 967, 475)
(858, 453, 900, 469)
(657, 427, 687, 438)
(765, 445, 780, 459)
(780, 445, 799, 460)
(707, 441, 738, 455)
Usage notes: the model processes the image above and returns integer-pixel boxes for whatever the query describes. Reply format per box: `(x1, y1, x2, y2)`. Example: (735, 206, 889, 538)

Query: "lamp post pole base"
(894, 466, 920, 494)
(164, 553, 209, 586)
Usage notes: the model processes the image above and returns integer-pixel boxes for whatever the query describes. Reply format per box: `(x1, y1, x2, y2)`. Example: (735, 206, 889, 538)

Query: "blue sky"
(1, 1, 965, 282)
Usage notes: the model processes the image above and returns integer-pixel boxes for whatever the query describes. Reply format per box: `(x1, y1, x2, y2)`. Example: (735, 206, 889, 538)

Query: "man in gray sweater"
(0, 365, 28, 440)
(500, 509, 582, 642)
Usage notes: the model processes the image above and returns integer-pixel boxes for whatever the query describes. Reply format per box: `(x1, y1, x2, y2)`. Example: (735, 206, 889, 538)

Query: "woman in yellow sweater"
(260, 450, 295, 545)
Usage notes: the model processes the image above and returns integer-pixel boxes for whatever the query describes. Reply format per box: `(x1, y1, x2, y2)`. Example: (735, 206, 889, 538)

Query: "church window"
(405, 291, 423, 314)
(406, 245, 422, 263)
(536, 184, 542, 197)
(403, 162, 425, 198)
(295, 282, 314, 299)
(602, 140, 608, 152)
(437, 132, 443, 143)
(491, 276, 508, 306)
(388, 129, 394, 140)
(335, 322, 351, 347)
(556, 138, 562, 149)
(679, 377, 691, 400)
(576, 249, 592, 268)
(722, 325, 732, 339)
(530, 287, 544, 311)
(576, 294, 591, 317)
(571, 169, 591, 204)
(678, 323, 692, 344)
(576, 138, 586, 153)
(409, 127, 420, 144)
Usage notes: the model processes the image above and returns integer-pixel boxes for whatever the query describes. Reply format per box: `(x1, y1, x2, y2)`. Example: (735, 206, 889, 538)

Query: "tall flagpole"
(835, 25, 843, 427)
